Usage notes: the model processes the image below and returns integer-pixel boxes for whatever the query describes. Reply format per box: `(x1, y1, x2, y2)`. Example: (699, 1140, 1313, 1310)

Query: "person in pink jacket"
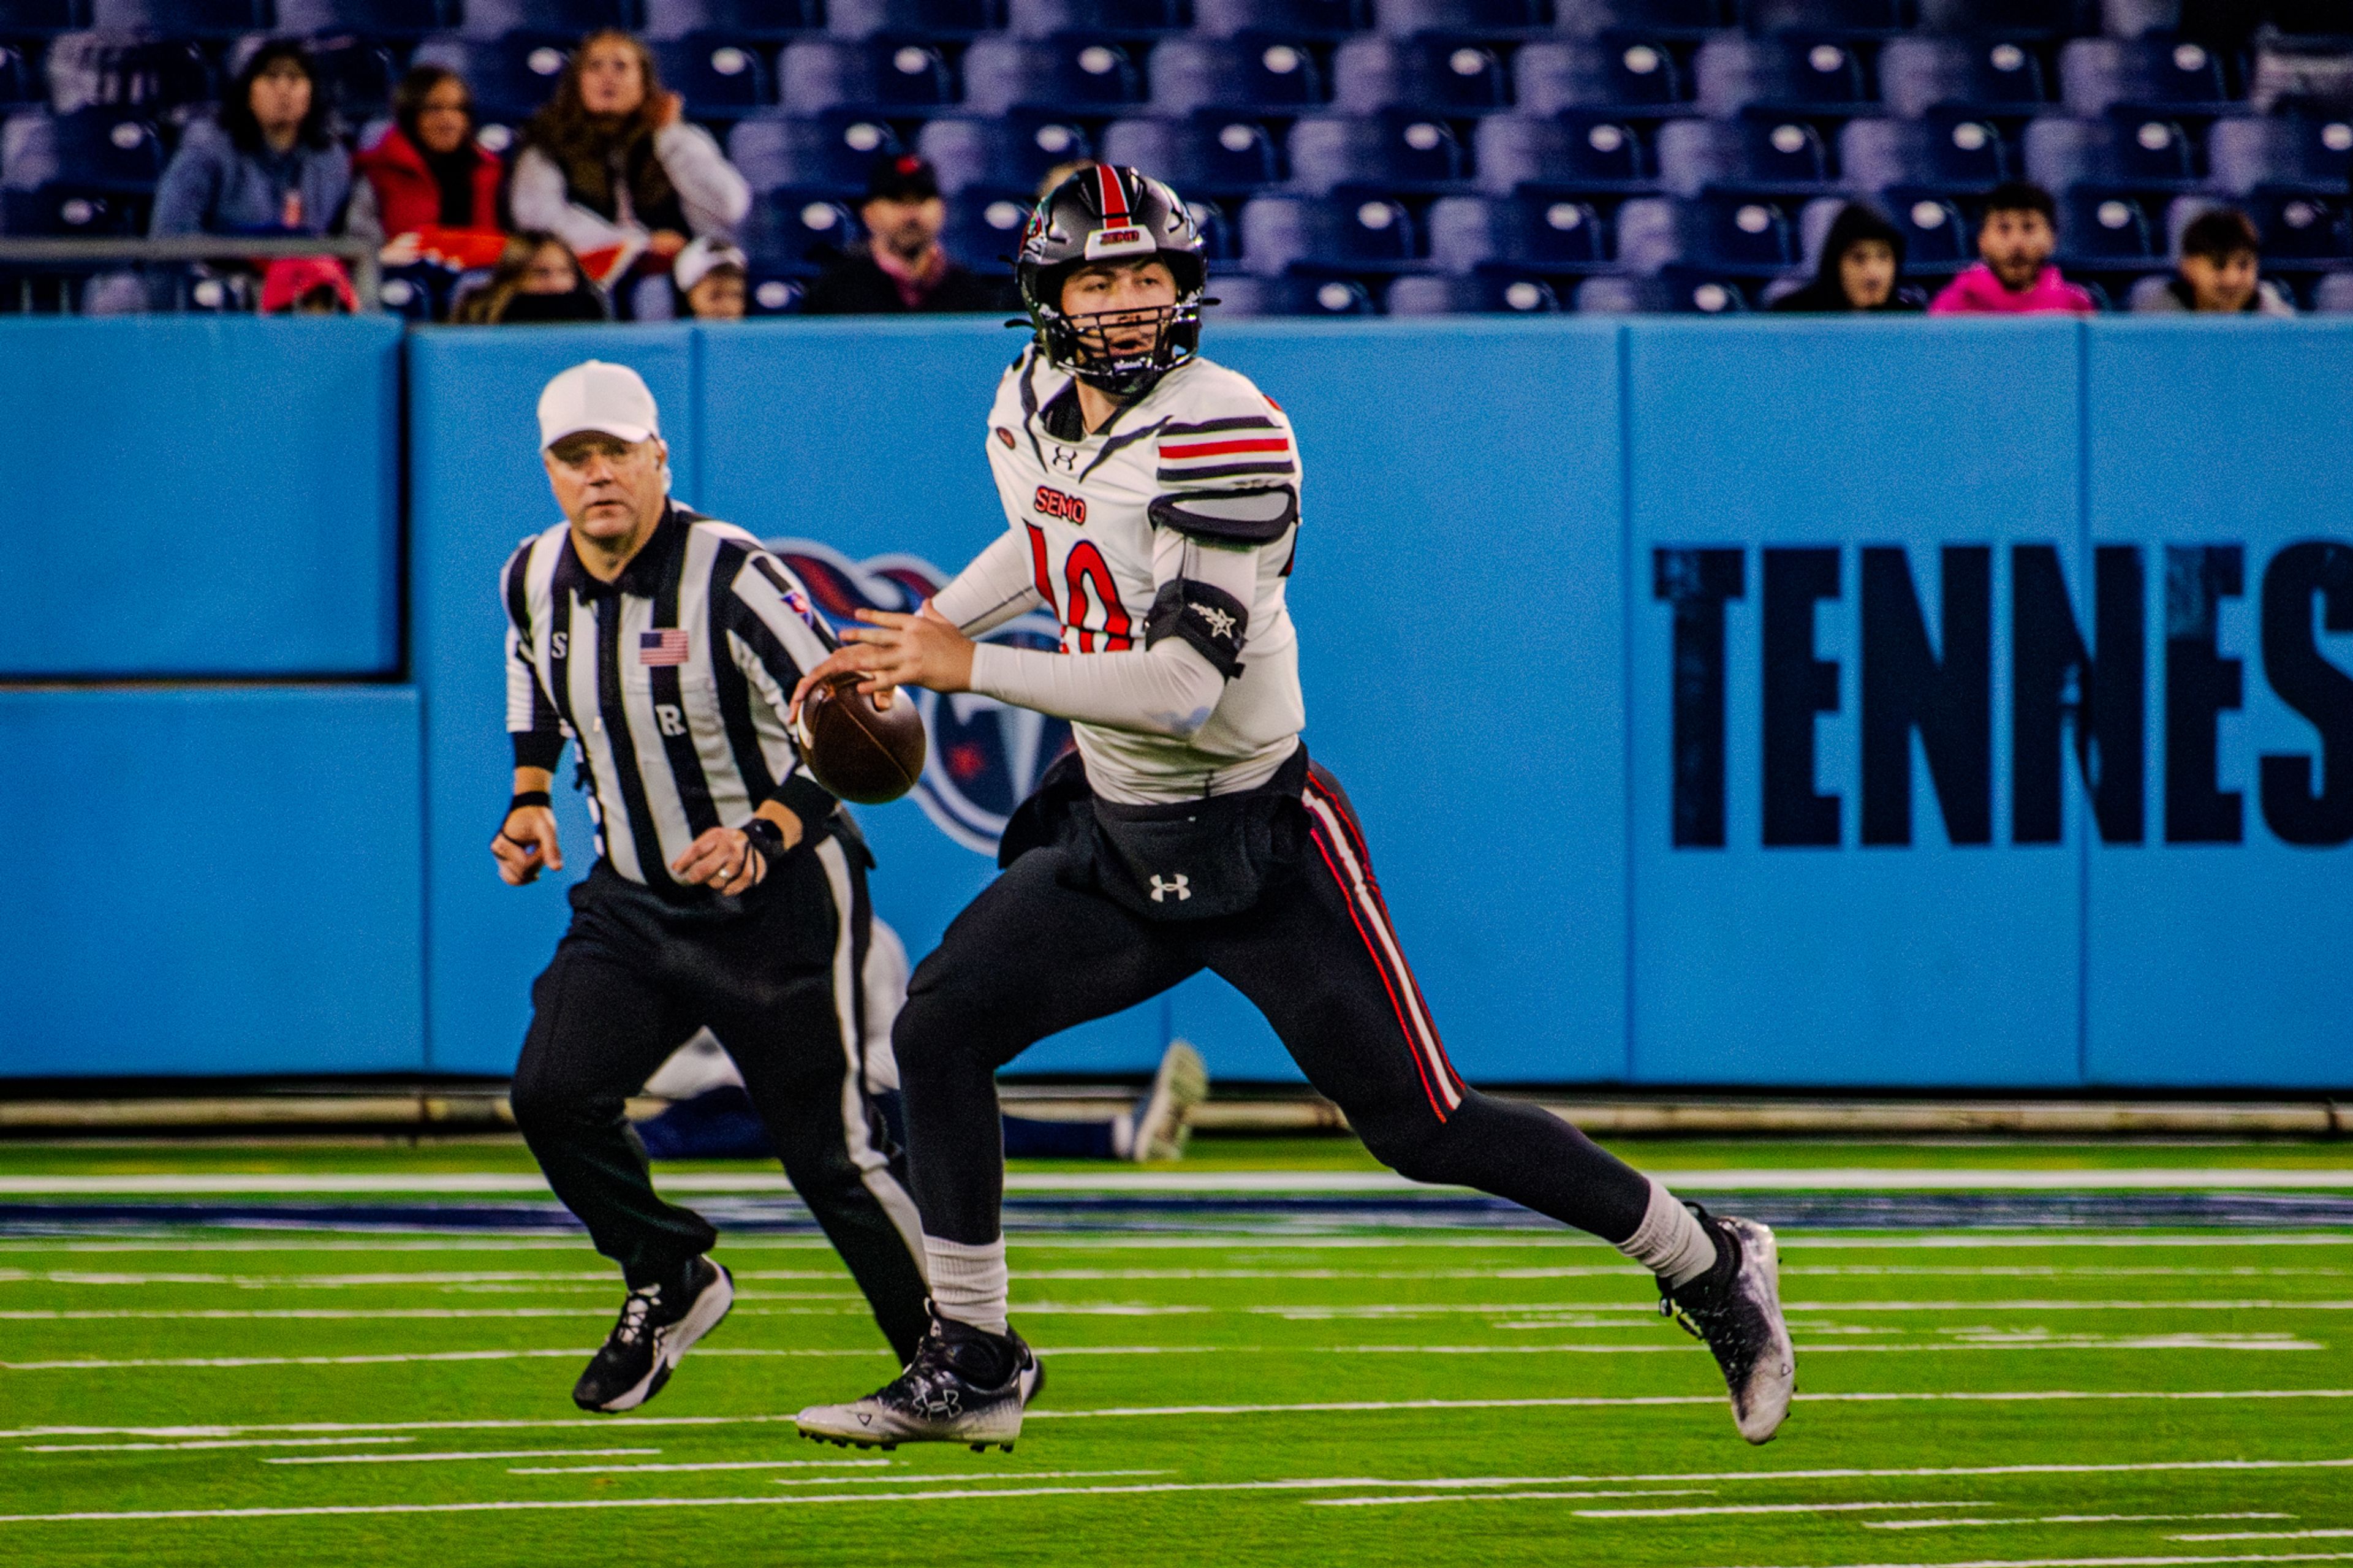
(1930, 182, 2097, 316)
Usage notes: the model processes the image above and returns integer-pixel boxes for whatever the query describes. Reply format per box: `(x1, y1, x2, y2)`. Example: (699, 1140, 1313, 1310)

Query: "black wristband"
(509, 790, 553, 812)
(741, 817, 787, 860)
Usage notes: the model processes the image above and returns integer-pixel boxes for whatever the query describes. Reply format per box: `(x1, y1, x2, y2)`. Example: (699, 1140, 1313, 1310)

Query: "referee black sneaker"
(1658, 1206, 1795, 1445)
(572, 1257, 735, 1414)
(795, 1306, 1037, 1452)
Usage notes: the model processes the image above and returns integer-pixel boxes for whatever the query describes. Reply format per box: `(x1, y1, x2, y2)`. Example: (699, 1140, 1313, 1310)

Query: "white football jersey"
(976, 347, 1306, 802)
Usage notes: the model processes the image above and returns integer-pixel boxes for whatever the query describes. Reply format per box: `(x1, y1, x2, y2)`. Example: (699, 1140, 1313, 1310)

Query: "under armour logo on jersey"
(1048, 445, 1080, 472)
(1149, 873, 1191, 903)
(1190, 602, 1237, 639)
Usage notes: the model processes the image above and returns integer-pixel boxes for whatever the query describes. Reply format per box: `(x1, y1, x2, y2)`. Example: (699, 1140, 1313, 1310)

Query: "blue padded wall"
(2082, 319, 2353, 1089)
(0, 687, 423, 1077)
(1626, 319, 2086, 1088)
(0, 318, 401, 678)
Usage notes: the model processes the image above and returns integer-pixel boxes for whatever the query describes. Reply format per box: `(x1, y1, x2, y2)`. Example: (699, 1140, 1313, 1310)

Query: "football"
(792, 672, 927, 805)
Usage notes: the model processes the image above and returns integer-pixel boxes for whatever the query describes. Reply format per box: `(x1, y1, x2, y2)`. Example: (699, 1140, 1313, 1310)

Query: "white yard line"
(508, 1459, 893, 1475)
(4, 1168, 2352, 1195)
(23, 1436, 417, 1454)
(2176, 1536, 2353, 1545)
(1258, 1300, 2353, 1316)
(1702, 1556, 2353, 1568)
(265, 1449, 659, 1466)
(1863, 1507, 2287, 1516)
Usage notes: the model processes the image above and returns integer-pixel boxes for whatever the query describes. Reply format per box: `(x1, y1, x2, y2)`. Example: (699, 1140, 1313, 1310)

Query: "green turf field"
(2, 1135, 2351, 1567)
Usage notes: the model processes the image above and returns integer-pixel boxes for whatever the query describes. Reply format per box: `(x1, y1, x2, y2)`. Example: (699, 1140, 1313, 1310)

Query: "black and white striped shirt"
(502, 502, 842, 898)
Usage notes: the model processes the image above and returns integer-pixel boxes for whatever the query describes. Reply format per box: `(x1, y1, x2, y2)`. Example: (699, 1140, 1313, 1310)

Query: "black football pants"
(509, 845, 931, 1363)
(895, 763, 1655, 1248)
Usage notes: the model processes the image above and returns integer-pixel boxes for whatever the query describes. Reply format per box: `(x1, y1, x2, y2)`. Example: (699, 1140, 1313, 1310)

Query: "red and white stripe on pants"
(1299, 768, 1466, 1122)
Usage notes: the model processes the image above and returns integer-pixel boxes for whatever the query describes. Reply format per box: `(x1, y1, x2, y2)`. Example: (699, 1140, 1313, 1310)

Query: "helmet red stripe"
(1094, 163, 1129, 223)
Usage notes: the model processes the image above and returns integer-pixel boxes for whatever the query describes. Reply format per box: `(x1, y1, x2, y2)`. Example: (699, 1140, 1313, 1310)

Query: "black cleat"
(572, 1257, 734, 1413)
(1659, 1207, 1796, 1444)
(796, 1306, 1035, 1450)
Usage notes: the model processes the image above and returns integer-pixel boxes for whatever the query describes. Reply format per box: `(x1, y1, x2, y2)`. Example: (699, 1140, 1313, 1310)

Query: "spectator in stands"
(2138, 208, 2297, 317)
(260, 256, 355, 313)
(1770, 203, 1921, 314)
(348, 66, 504, 259)
(509, 31, 749, 303)
(673, 236, 748, 320)
(802, 154, 1009, 315)
(1930, 183, 2094, 317)
(453, 230, 608, 324)
(150, 41, 350, 238)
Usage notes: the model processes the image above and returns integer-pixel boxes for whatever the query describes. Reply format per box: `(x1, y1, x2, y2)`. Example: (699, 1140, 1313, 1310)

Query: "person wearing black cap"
(800, 153, 1012, 315)
(1769, 202, 1923, 314)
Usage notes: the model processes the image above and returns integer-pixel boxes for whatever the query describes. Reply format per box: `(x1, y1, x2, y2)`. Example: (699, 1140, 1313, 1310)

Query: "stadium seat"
(2207, 115, 2353, 196)
(273, 0, 448, 37)
(649, 36, 776, 119)
(1513, 37, 1691, 111)
(1332, 36, 1512, 113)
(0, 0, 82, 35)
(1610, 192, 1690, 270)
(1, 106, 159, 189)
(1659, 262, 1754, 307)
(1188, 192, 1238, 259)
(1426, 191, 1608, 268)
(1696, 190, 1798, 266)
(643, 0, 822, 41)
(1101, 112, 1283, 195)
(961, 35, 1145, 113)
(0, 182, 143, 232)
(1472, 111, 1658, 193)
(88, 0, 263, 34)
(0, 43, 42, 105)
(304, 36, 401, 127)
(2313, 269, 2353, 312)
(939, 185, 1029, 270)
(828, 0, 1000, 37)
(1147, 34, 1328, 113)
(1917, 0, 2095, 37)
(2058, 185, 2160, 260)
(745, 267, 803, 311)
(411, 36, 572, 127)
(1372, 0, 1547, 39)
(779, 38, 958, 112)
(2023, 113, 2200, 195)
(2101, 0, 2173, 37)
(2240, 189, 2352, 261)
(918, 112, 1088, 195)
(727, 110, 901, 192)
(2059, 36, 2239, 117)
(741, 184, 860, 268)
(1838, 111, 2013, 191)
(1657, 114, 1835, 196)
(1007, 0, 1188, 36)
(1882, 186, 1970, 263)
(1241, 190, 1426, 272)
(1695, 33, 1875, 115)
(1287, 110, 1466, 191)
(1554, 0, 1727, 38)
(459, 0, 633, 40)
(1385, 270, 1561, 311)
(1209, 271, 1379, 312)
(1193, 0, 1366, 38)
(42, 35, 216, 114)
(1876, 34, 2049, 115)
(1743, 0, 1910, 36)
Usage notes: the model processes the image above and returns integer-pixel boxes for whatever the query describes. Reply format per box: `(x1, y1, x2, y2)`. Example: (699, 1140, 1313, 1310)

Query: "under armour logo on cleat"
(1149, 874, 1191, 903)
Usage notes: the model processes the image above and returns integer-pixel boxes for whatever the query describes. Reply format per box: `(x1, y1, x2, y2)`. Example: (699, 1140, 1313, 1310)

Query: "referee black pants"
(896, 762, 1656, 1249)
(510, 844, 931, 1363)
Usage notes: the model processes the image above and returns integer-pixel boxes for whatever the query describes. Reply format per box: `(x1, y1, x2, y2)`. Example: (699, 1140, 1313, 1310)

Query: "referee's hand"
(493, 806, 563, 886)
(672, 825, 768, 896)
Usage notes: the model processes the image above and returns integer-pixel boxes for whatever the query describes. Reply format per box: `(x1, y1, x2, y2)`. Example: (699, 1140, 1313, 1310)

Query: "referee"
(494, 360, 929, 1412)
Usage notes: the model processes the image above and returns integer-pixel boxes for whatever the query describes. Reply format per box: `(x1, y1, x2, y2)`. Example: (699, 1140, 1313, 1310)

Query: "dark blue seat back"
(729, 110, 903, 194)
(650, 35, 777, 118)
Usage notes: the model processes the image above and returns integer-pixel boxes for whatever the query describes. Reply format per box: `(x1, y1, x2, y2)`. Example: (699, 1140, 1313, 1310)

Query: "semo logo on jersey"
(767, 537, 1074, 857)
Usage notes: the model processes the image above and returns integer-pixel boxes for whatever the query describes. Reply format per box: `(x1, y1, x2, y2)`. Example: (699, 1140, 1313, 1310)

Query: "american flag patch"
(638, 628, 690, 666)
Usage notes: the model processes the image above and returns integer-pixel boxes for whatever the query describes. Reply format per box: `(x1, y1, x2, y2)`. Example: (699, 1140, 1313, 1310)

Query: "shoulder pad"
(1148, 485, 1298, 545)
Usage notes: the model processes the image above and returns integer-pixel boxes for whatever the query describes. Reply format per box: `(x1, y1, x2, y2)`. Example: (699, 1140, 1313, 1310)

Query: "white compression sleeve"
(930, 531, 1041, 637)
(925, 1235, 1009, 1336)
(1615, 1178, 1720, 1289)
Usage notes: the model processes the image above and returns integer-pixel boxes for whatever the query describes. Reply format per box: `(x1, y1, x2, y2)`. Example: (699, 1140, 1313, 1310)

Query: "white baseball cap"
(673, 235, 748, 296)
(537, 360, 661, 449)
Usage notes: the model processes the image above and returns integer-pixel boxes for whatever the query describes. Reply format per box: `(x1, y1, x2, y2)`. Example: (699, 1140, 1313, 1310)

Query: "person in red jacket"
(349, 65, 505, 267)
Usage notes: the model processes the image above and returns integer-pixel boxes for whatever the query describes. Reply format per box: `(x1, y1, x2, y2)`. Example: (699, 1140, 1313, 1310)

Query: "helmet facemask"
(1033, 259, 1205, 398)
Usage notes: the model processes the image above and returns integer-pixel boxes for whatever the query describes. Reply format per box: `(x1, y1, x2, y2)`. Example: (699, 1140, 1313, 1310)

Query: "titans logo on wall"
(768, 538, 1073, 855)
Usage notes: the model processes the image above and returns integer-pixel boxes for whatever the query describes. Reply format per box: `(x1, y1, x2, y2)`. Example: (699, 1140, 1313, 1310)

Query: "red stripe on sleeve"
(1159, 437, 1292, 458)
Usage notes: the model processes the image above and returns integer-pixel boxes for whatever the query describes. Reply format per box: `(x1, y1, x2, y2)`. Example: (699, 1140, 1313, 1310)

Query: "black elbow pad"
(1145, 579, 1249, 680)
(1147, 485, 1298, 545)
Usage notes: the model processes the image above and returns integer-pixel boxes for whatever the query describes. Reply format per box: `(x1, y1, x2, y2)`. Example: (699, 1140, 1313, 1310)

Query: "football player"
(789, 167, 1794, 1453)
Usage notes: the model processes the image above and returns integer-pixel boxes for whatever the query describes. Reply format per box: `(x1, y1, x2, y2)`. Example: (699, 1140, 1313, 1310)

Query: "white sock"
(1615, 1178, 1719, 1290)
(925, 1235, 1009, 1336)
